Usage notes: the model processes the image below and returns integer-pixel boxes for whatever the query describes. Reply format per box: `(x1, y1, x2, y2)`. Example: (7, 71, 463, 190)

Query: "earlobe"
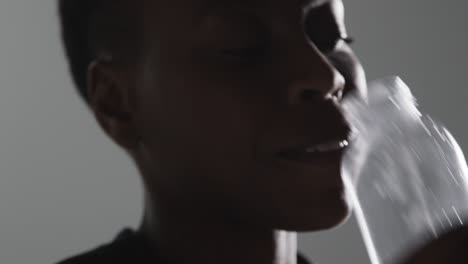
(86, 60, 140, 151)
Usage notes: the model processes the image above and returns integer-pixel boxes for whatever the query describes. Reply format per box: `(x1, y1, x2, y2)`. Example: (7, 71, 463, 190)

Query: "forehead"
(200, 0, 332, 9)
(143, 0, 335, 18)
(139, 0, 340, 43)
(200, 0, 337, 19)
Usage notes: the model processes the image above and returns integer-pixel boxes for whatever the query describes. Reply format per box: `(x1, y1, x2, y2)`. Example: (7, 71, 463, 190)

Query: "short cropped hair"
(58, 0, 140, 104)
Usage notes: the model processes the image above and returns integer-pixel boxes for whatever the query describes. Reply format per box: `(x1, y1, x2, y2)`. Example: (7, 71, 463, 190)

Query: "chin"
(276, 196, 353, 232)
(303, 206, 351, 232)
(315, 205, 353, 231)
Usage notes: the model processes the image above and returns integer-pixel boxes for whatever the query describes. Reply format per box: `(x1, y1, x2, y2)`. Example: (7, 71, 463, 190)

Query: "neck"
(137, 197, 298, 264)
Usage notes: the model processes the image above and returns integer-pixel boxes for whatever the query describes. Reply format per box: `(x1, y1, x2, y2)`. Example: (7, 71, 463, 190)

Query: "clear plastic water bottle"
(342, 76, 468, 264)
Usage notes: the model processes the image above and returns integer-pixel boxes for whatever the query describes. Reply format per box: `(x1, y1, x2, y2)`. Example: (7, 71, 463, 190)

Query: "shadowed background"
(0, 0, 466, 263)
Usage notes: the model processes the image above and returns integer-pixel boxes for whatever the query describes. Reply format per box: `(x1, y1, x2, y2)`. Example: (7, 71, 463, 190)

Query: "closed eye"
(313, 35, 354, 53)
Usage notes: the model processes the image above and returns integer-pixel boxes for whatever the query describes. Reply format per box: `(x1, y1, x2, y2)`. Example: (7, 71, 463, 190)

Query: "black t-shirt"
(57, 228, 313, 264)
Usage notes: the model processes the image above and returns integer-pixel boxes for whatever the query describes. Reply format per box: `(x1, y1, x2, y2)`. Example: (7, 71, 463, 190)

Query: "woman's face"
(132, 0, 367, 231)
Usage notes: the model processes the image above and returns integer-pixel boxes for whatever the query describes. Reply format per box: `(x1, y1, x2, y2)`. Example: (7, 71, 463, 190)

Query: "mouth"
(276, 133, 356, 163)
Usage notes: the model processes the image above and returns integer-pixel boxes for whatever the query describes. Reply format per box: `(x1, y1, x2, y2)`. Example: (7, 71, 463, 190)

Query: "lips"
(275, 130, 356, 162)
(277, 139, 350, 161)
(263, 98, 356, 163)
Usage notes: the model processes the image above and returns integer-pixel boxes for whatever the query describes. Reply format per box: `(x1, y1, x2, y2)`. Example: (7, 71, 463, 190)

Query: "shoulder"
(57, 228, 315, 264)
(57, 243, 119, 264)
(56, 229, 147, 264)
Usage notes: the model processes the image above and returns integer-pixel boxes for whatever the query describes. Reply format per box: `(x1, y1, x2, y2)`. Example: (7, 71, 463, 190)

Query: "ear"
(87, 60, 139, 151)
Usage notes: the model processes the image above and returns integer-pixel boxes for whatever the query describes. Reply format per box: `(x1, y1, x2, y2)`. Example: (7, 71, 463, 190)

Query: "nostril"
(299, 89, 343, 102)
(325, 83, 345, 102)
(332, 89, 343, 101)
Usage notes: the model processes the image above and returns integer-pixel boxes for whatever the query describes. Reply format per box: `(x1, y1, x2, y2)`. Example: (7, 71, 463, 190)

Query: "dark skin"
(86, 0, 468, 263)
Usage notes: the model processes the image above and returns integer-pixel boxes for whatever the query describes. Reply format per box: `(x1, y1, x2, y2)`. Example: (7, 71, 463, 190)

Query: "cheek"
(137, 68, 264, 186)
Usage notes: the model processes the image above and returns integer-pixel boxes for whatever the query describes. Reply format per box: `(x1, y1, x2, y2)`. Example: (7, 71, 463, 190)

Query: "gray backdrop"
(0, 0, 466, 263)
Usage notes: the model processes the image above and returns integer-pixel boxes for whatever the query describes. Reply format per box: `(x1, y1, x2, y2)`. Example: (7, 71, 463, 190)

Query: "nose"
(286, 44, 345, 105)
